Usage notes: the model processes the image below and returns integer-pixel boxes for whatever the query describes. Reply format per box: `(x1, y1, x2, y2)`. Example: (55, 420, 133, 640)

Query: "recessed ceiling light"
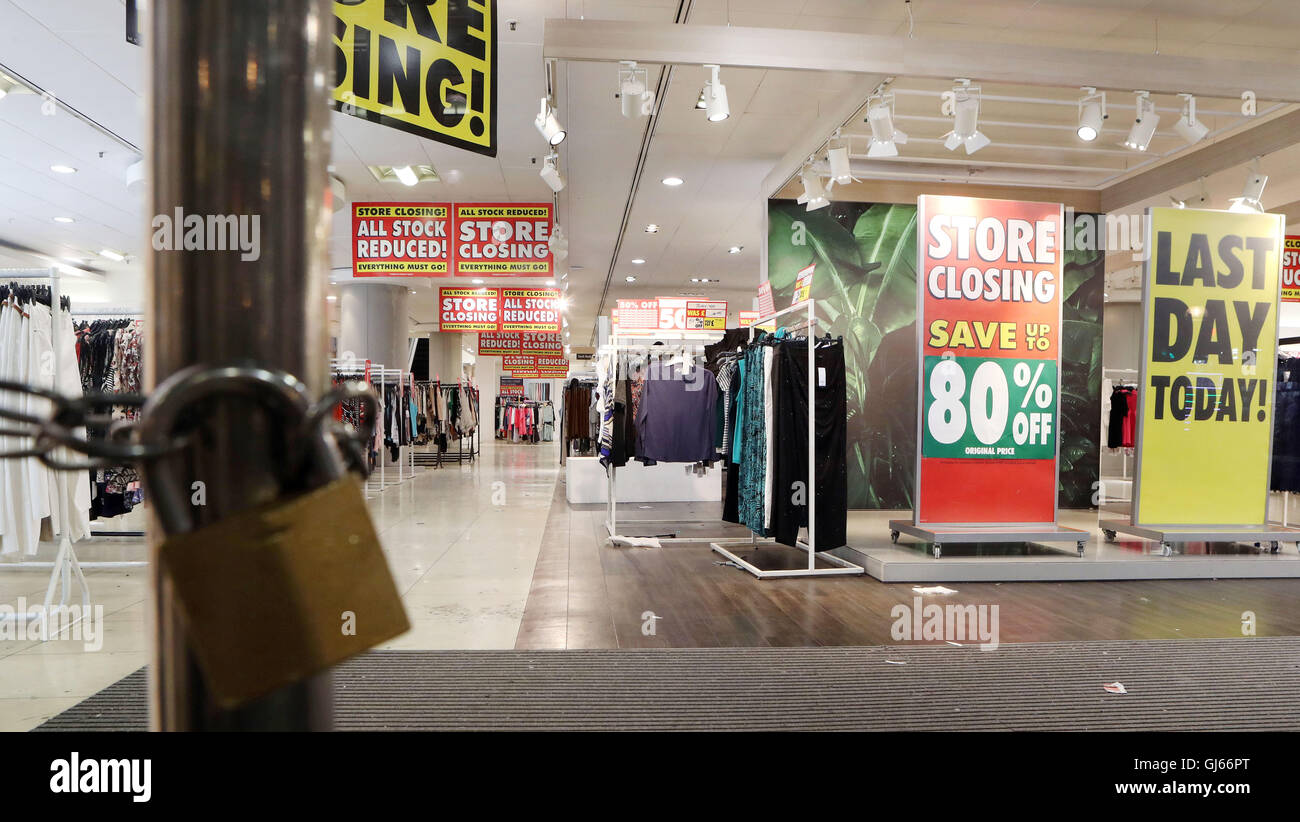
(409, 289, 417, 294)
(631, 258, 645, 264)
(50, 164, 77, 174)
(53, 216, 74, 223)
(546, 279, 556, 285)
(326, 295, 337, 302)
(727, 246, 742, 254)
(625, 275, 636, 282)
(662, 176, 683, 186)
(644, 224, 659, 233)
(393, 165, 419, 186)
(472, 279, 484, 284)
(98, 249, 126, 262)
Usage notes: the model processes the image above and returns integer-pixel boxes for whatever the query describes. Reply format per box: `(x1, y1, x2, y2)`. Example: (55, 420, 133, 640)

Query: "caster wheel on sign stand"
(1077, 541, 1086, 557)
(1160, 542, 1173, 557)
(1102, 529, 1117, 543)
(890, 530, 899, 544)
(932, 543, 942, 560)
(1270, 541, 1281, 554)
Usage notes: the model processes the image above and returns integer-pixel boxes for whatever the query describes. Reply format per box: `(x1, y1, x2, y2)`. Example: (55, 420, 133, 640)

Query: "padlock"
(143, 366, 408, 709)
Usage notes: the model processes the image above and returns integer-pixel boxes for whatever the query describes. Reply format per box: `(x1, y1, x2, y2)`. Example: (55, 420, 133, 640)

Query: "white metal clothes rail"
(600, 330, 755, 547)
(709, 299, 865, 578)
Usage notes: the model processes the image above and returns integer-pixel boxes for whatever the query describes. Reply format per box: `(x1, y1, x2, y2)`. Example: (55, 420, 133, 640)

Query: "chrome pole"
(146, 0, 333, 730)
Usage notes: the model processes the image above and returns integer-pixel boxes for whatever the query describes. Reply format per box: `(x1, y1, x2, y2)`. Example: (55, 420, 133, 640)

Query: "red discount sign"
(1283, 236, 1300, 303)
(453, 203, 553, 277)
(499, 288, 562, 332)
(352, 203, 451, 276)
(439, 288, 499, 331)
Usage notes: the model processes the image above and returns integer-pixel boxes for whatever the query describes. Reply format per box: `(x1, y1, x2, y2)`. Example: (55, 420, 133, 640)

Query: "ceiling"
(2, 0, 1300, 345)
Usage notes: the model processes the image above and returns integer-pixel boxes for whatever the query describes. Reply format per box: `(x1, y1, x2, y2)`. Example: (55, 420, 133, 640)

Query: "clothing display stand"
(0, 268, 92, 626)
(367, 366, 416, 487)
(710, 299, 865, 578)
(601, 330, 755, 547)
(1102, 367, 1138, 482)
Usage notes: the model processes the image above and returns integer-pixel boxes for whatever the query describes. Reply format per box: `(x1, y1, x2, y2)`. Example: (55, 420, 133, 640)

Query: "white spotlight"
(535, 97, 566, 146)
(942, 84, 989, 155)
(0, 74, 19, 99)
(865, 94, 907, 158)
(1123, 91, 1159, 151)
(540, 152, 565, 193)
(1173, 94, 1209, 144)
(1228, 160, 1268, 213)
(828, 146, 855, 184)
(549, 225, 569, 261)
(618, 62, 655, 118)
(799, 167, 829, 211)
(1076, 88, 1105, 142)
(392, 165, 419, 186)
(703, 64, 729, 122)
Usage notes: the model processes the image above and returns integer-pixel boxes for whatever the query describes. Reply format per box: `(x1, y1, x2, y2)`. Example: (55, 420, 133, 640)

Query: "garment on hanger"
(1106, 384, 1137, 449)
(1273, 356, 1300, 492)
(633, 360, 718, 464)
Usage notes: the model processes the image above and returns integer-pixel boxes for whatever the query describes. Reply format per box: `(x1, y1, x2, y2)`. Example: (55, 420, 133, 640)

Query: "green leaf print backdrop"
(767, 199, 1104, 510)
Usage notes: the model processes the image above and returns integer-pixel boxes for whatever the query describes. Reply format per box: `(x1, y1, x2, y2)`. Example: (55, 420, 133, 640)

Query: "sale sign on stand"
(352, 203, 451, 276)
(1283, 236, 1300, 302)
(1132, 208, 1284, 526)
(686, 300, 728, 331)
(914, 195, 1064, 525)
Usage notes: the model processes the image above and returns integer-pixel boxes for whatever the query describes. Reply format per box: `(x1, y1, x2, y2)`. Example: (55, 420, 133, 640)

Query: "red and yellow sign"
(1282, 236, 1300, 302)
(352, 203, 451, 276)
(503, 354, 535, 371)
(756, 281, 775, 316)
(915, 195, 1064, 525)
(738, 311, 761, 327)
(478, 331, 563, 355)
(438, 287, 499, 331)
(478, 331, 518, 355)
(499, 288, 562, 332)
(453, 203, 553, 276)
(616, 299, 659, 331)
(791, 264, 815, 306)
(686, 300, 727, 331)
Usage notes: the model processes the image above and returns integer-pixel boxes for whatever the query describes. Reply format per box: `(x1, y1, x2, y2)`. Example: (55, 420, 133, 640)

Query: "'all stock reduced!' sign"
(915, 195, 1063, 525)
(1134, 208, 1283, 526)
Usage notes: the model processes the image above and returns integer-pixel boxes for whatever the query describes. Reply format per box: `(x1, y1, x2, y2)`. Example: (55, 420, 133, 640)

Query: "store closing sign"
(332, 0, 497, 157)
(499, 288, 561, 332)
(1134, 207, 1284, 526)
(1282, 236, 1300, 302)
(353, 203, 451, 276)
(915, 195, 1064, 525)
(502, 354, 535, 371)
(477, 332, 563, 355)
(438, 287, 499, 331)
(454, 204, 553, 276)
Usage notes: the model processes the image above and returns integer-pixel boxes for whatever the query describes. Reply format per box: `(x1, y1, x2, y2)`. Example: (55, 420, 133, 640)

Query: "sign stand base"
(888, 519, 1089, 559)
(1098, 520, 1300, 557)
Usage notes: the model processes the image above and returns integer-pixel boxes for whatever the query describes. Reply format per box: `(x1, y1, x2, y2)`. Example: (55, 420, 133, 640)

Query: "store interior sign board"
(914, 194, 1064, 525)
(438, 287, 499, 331)
(353, 203, 451, 276)
(477, 331, 563, 355)
(478, 331, 518, 355)
(332, 0, 497, 157)
(454, 204, 553, 277)
(686, 300, 728, 331)
(499, 288, 562, 332)
(1282, 236, 1300, 302)
(1133, 208, 1284, 526)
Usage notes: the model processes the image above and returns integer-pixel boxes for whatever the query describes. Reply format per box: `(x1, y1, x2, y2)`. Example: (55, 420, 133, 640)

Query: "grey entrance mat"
(36, 638, 1300, 731)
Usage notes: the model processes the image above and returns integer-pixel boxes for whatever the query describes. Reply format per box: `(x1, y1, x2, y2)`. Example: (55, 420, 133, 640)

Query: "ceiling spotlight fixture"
(644, 224, 659, 233)
(326, 295, 337, 302)
(548, 225, 569, 261)
(0, 73, 19, 99)
(797, 163, 829, 211)
(618, 61, 655, 118)
(50, 164, 77, 174)
(392, 164, 419, 186)
(540, 152, 565, 193)
(625, 275, 636, 282)
(534, 97, 566, 146)
(942, 81, 990, 155)
(827, 144, 856, 185)
(1123, 91, 1159, 151)
(1076, 87, 1106, 142)
(53, 216, 74, 223)
(702, 64, 729, 122)
(631, 258, 645, 264)
(727, 246, 742, 254)
(661, 176, 684, 187)
(98, 248, 127, 262)
(865, 92, 907, 158)
(1173, 93, 1209, 144)
(1228, 158, 1267, 213)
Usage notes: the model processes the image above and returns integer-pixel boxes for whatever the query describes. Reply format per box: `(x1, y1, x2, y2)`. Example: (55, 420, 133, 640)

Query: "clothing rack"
(412, 380, 479, 467)
(710, 298, 865, 578)
(1103, 368, 1138, 481)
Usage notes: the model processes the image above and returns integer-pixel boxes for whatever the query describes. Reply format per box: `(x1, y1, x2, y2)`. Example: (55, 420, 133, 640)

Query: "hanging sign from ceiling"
(332, 0, 497, 157)
(1133, 207, 1283, 526)
(453, 204, 553, 277)
(915, 194, 1064, 525)
(499, 377, 524, 396)
(616, 299, 659, 331)
(499, 287, 562, 332)
(353, 203, 451, 276)
(478, 331, 519, 356)
(477, 331, 563, 355)
(1282, 236, 1300, 303)
(438, 287, 499, 331)
(503, 354, 535, 371)
(737, 311, 761, 327)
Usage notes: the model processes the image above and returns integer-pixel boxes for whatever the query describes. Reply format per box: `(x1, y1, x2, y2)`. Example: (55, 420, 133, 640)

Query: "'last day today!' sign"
(1135, 207, 1285, 526)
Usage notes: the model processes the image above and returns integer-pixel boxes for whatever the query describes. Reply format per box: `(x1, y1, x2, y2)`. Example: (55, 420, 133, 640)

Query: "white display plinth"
(565, 456, 721, 504)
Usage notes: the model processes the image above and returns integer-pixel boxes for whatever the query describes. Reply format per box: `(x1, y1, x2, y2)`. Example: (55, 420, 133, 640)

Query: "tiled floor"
(0, 437, 559, 730)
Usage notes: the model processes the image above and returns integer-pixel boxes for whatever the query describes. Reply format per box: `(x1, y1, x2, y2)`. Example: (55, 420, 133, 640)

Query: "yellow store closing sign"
(1135, 207, 1285, 526)
(332, 0, 497, 157)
